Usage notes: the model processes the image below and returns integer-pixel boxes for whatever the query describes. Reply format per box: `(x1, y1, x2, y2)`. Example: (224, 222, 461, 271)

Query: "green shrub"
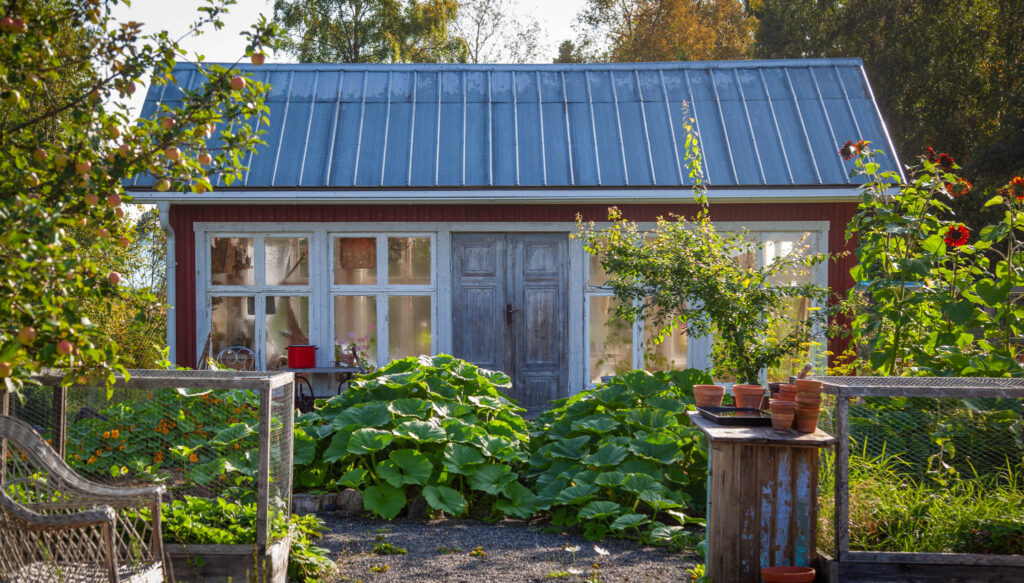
(527, 369, 711, 547)
(293, 355, 534, 520)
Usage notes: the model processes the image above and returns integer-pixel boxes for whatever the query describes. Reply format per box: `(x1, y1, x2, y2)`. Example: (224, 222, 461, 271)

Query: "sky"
(113, 0, 587, 115)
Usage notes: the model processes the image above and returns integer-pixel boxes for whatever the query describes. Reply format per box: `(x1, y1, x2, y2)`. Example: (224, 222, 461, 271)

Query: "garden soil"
(323, 515, 700, 583)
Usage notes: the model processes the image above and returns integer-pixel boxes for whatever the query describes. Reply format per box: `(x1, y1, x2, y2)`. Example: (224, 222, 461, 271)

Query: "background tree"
(273, 0, 464, 62)
(553, 39, 585, 63)
(0, 0, 277, 395)
(575, 0, 752, 62)
(454, 0, 543, 64)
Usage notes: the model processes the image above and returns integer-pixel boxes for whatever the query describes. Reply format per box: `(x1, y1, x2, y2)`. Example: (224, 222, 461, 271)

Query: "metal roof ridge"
(173, 58, 867, 73)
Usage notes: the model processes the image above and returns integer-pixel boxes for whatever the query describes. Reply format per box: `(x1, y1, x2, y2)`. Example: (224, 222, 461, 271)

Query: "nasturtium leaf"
(553, 483, 599, 506)
(210, 422, 253, 445)
(292, 427, 316, 466)
(393, 419, 446, 443)
(363, 483, 406, 519)
(388, 398, 432, 419)
(423, 485, 467, 515)
(571, 415, 619, 433)
(335, 467, 367, 489)
(322, 431, 352, 463)
(594, 471, 626, 488)
(583, 445, 629, 468)
(577, 500, 622, 520)
(467, 464, 516, 495)
(442, 443, 484, 475)
(189, 458, 226, 485)
(610, 513, 651, 530)
(496, 481, 537, 518)
(628, 433, 682, 464)
(346, 428, 394, 455)
(548, 435, 592, 459)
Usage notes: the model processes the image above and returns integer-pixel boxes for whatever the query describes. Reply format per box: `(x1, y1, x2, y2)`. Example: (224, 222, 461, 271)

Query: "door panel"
(451, 234, 506, 373)
(451, 232, 568, 412)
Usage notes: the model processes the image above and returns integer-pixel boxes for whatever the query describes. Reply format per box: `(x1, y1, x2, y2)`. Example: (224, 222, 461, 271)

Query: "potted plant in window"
(576, 114, 831, 396)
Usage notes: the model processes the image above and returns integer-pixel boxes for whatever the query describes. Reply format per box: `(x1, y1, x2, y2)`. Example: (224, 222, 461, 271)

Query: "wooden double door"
(451, 233, 568, 412)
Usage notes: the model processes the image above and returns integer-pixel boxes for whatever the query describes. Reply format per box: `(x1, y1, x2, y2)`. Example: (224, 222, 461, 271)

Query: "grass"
(435, 545, 463, 554)
(372, 542, 407, 555)
(818, 446, 1024, 554)
(545, 571, 572, 579)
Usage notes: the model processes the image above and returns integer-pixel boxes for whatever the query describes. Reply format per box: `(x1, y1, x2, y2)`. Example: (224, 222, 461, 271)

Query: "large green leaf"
(625, 408, 677, 430)
(622, 473, 660, 495)
(393, 419, 446, 443)
(639, 490, 682, 512)
(577, 500, 622, 520)
(189, 458, 225, 485)
(322, 431, 352, 463)
(332, 402, 392, 429)
(553, 483, 598, 506)
(292, 427, 316, 466)
(388, 398, 432, 419)
(476, 435, 518, 461)
(548, 435, 592, 459)
(423, 485, 467, 515)
(582, 445, 629, 468)
(467, 463, 516, 495)
(388, 449, 434, 485)
(496, 481, 537, 518)
(610, 513, 651, 531)
(346, 428, 394, 455)
(363, 483, 406, 519)
(209, 422, 254, 445)
(442, 418, 477, 443)
(594, 471, 626, 488)
(442, 443, 484, 475)
(628, 433, 682, 464)
(571, 415, 619, 433)
(335, 467, 367, 489)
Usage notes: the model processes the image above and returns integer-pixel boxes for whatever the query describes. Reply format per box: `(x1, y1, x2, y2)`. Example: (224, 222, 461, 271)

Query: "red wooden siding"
(170, 202, 858, 369)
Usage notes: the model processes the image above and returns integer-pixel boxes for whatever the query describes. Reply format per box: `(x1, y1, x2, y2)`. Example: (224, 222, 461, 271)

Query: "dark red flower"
(938, 153, 955, 171)
(924, 147, 938, 163)
(840, 140, 857, 161)
(947, 178, 972, 198)
(943, 224, 970, 248)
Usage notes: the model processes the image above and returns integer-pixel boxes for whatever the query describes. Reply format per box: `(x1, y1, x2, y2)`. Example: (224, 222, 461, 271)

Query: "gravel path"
(321, 515, 700, 583)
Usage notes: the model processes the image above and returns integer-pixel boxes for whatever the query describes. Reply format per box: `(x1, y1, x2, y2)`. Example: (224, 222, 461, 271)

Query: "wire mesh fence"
(4, 370, 295, 546)
(814, 378, 1024, 558)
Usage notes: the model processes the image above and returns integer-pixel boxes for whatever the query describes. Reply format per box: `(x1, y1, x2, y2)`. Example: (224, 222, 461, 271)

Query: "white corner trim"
(157, 201, 176, 365)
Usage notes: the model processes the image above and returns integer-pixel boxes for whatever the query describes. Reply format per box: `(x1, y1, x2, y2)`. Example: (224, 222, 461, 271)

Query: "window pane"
(388, 296, 431, 359)
(210, 237, 254, 285)
(266, 237, 309, 286)
(388, 237, 431, 285)
(334, 295, 378, 368)
(266, 296, 310, 370)
(335, 237, 377, 285)
(588, 252, 608, 286)
(765, 235, 814, 286)
(211, 297, 256, 367)
(589, 296, 633, 383)
(644, 322, 687, 371)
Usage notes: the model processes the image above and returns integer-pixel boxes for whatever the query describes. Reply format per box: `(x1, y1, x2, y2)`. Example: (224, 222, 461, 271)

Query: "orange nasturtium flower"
(111, 429, 119, 439)
(103, 431, 110, 439)
(154, 451, 164, 463)
(189, 452, 199, 463)
(87, 455, 97, 464)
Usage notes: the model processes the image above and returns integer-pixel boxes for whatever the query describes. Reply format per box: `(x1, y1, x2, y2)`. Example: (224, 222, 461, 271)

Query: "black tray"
(697, 406, 772, 426)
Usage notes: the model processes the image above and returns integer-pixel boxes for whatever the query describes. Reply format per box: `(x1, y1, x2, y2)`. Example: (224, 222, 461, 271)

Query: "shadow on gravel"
(322, 515, 700, 583)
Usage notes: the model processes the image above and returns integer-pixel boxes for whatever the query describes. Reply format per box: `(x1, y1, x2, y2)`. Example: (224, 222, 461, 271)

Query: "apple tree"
(0, 0, 279, 395)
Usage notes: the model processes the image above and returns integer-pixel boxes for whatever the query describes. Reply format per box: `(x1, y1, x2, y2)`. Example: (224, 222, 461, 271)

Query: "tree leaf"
(363, 483, 406, 519)
(423, 485, 467, 515)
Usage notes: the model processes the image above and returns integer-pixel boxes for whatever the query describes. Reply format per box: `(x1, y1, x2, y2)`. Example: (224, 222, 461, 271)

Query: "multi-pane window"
(208, 235, 311, 370)
(332, 235, 434, 367)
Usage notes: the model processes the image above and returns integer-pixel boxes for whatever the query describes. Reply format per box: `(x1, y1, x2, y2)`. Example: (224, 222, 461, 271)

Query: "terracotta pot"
(794, 408, 821, 433)
(777, 384, 797, 401)
(693, 384, 725, 408)
(770, 399, 796, 413)
(761, 566, 816, 583)
(732, 384, 766, 410)
(771, 412, 795, 432)
(796, 379, 823, 393)
(795, 394, 822, 408)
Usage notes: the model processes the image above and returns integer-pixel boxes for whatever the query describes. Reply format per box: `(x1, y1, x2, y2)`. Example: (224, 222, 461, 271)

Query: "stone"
(292, 493, 320, 515)
(336, 488, 364, 516)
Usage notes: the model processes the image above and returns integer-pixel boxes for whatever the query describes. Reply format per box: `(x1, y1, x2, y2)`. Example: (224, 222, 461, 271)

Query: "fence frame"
(3, 369, 295, 550)
(810, 376, 1024, 582)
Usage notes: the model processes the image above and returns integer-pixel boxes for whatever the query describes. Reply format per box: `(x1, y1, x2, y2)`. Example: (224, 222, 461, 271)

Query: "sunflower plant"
(845, 141, 1024, 376)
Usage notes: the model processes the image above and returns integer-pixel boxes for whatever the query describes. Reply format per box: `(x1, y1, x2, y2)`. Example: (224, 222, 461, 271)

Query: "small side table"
(688, 411, 835, 582)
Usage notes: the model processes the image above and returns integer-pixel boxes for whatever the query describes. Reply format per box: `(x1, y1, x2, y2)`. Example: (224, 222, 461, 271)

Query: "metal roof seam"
(808, 67, 848, 184)
(585, 70, 602, 186)
(461, 70, 467, 187)
(784, 67, 822, 184)
(682, 69, 711, 184)
(708, 69, 738, 185)
(658, 69, 684, 186)
(758, 68, 794, 185)
(537, 70, 548, 187)
(487, 70, 493, 186)
(296, 70, 318, 186)
(405, 70, 417, 187)
(269, 71, 294, 186)
(634, 70, 657, 186)
(734, 68, 767, 185)
(352, 71, 369, 187)
(379, 71, 393, 187)
(512, 70, 520, 186)
(434, 70, 442, 187)
(609, 70, 630, 186)
(561, 71, 576, 186)
(322, 71, 343, 186)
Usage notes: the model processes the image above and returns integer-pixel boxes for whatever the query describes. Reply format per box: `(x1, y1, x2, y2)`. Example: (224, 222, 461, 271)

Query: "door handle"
(506, 303, 520, 325)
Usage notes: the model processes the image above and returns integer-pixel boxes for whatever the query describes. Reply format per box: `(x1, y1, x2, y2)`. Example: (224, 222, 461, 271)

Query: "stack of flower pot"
(693, 384, 726, 408)
(769, 383, 797, 432)
(793, 379, 823, 433)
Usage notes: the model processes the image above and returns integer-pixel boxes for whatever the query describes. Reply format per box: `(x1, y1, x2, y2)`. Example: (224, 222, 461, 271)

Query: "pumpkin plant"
(293, 355, 535, 520)
(527, 369, 711, 548)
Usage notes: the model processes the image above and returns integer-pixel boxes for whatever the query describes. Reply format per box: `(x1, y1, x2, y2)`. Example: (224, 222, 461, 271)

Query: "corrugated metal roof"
(135, 59, 901, 189)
